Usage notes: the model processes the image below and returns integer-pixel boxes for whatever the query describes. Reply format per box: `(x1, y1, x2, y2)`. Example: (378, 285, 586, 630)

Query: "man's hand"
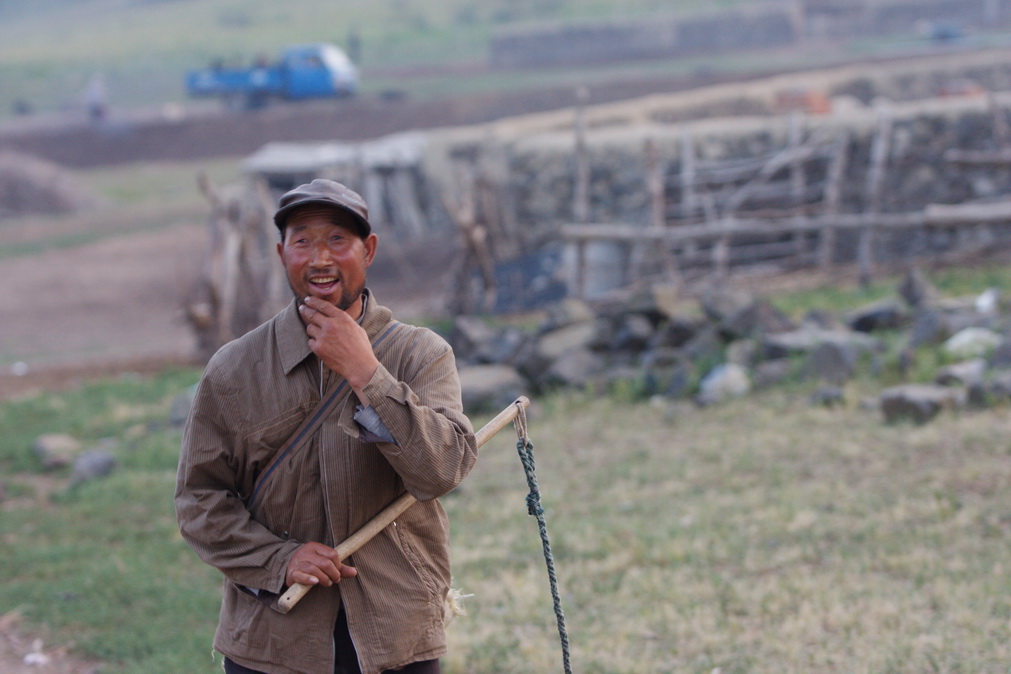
(286, 541, 357, 588)
(299, 296, 379, 395)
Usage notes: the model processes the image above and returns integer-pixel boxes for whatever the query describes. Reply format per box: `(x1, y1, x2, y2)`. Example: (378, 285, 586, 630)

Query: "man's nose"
(309, 241, 332, 265)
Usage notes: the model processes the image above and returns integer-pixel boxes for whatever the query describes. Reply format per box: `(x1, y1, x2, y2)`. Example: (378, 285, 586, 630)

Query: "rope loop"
(512, 405, 572, 674)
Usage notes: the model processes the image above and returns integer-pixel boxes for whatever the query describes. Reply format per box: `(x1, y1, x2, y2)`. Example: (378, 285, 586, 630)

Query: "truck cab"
(186, 43, 359, 110)
(282, 43, 359, 100)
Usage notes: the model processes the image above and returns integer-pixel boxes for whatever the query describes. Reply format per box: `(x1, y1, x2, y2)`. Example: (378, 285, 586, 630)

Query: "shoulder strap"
(245, 321, 405, 509)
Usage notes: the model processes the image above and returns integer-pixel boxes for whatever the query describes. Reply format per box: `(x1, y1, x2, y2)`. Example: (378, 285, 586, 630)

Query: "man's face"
(276, 205, 377, 319)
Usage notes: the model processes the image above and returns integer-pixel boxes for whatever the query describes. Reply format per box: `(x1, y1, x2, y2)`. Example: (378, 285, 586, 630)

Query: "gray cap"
(273, 178, 371, 237)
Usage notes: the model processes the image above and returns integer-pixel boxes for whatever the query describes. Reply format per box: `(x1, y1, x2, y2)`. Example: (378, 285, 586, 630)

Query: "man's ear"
(362, 233, 378, 267)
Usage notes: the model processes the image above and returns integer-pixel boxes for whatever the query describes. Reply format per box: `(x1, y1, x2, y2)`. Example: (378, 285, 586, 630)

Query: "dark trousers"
(223, 607, 440, 674)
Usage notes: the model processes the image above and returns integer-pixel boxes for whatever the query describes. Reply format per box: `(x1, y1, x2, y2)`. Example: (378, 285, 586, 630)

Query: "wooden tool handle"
(277, 396, 530, 614)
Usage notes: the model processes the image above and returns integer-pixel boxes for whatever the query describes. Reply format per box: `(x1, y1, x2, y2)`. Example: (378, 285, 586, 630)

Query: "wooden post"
(679, 128, 698, 220)
(714, 226, 730, 280)
(819, 131, 849, 269)
(573, 86, 590, 225)
(788, 111, 807, 260)
(788, 111, 806, 204)
(860, 103, 893, 288)
(629, 138, 668, 282)
(574, 240, 587, 300)
(989, 91, 1010, 151)
(442, 161, 497, 314)
(647, 138, 666, 230)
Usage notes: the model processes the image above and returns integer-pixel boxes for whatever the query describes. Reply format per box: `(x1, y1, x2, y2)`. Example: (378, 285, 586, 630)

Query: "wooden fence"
(563, 93, 1011, 299)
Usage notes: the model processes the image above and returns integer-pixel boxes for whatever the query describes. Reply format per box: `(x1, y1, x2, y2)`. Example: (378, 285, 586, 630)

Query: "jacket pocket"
(392, 520, 440, 601)
(221, 581, 268, 646)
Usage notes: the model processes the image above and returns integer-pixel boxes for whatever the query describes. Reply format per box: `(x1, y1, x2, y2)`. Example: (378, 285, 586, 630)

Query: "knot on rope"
(512, 402, 572, 674)
(516, 439, 545, 516)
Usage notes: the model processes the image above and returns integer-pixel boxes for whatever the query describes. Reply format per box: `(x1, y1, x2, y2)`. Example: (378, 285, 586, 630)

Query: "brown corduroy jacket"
(175, 291, 477, 674)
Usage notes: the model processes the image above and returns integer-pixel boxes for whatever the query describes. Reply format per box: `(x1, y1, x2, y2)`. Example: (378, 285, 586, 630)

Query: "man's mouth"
(308, 275, 339, 292)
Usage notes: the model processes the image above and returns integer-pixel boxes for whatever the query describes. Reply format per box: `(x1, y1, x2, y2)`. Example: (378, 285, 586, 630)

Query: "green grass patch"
(14, 370, 1011, 671)
(769, 264, 1011, 321)
(0, 367, 200, 471)
(445, 391, 1011, 672)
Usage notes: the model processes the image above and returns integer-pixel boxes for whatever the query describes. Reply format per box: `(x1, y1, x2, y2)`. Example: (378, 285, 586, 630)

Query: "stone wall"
(417, 55, 1011, 299)
(425, 53, 1011, 244)
(490, 3, 799, 68)
(489, 0, 1011, 68)
(433, 96, 1009, 234)
(807, 0, 1011, 38)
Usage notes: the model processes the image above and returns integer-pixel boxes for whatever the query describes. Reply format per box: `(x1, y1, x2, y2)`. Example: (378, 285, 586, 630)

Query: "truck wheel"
(222, 94, 246, 112)
(244, 93, 268, 110)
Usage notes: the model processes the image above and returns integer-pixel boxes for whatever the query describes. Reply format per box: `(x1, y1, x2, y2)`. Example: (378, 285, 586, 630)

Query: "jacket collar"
(275, 289, 392, 375)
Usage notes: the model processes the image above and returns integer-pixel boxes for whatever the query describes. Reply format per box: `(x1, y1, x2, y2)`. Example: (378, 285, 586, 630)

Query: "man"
(175, 179, 478, 674)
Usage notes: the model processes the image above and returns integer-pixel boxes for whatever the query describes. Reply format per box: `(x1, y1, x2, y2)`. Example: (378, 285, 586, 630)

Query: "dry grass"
(444, 390, 1011, 673)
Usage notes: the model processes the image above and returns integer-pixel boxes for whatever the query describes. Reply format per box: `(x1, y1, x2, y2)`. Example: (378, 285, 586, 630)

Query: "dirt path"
(0, 222, 202, 399)
(0, 218, 452, 401)
(0, 612, 103, 674)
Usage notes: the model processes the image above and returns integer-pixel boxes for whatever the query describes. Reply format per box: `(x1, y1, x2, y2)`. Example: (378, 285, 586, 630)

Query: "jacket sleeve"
(361, 328, 477, 501)
(174, 373, 300, 594)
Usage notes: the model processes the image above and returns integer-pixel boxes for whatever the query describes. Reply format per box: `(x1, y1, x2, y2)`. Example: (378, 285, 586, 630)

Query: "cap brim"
(273, 199, 371, 237)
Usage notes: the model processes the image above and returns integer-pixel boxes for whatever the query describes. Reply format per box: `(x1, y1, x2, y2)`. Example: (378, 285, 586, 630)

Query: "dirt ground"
(0, 612, 104, 674)
(0, 218, 452, 402)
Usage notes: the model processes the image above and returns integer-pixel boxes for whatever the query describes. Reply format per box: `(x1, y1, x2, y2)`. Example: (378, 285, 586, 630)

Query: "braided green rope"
(514, 404, 572, 674)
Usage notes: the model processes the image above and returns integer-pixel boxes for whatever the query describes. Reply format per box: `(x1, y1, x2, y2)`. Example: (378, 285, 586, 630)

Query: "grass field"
(2, 318, 1011, 672)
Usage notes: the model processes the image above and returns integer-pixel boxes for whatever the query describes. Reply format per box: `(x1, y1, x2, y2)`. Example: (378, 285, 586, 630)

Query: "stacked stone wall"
(492, 99, 1008, 232)
(489, 0, 1011, 68)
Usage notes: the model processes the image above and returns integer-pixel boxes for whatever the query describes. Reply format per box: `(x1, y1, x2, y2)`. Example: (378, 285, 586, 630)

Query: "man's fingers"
(298, 301, 322, 323)
(292, 570, 322, 586)
(302, 296, 335, 316)
(286, 542, 352, 588)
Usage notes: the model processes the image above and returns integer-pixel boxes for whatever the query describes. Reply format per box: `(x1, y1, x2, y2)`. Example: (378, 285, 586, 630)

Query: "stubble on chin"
(289, 284, 361, 313)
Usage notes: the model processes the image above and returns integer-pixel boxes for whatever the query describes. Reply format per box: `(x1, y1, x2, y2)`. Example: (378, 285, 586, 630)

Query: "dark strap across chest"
(245, 321, 404, 509)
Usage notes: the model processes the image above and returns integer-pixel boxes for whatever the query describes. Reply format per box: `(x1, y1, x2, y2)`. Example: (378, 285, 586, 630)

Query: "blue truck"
(185, 43, 359, 110)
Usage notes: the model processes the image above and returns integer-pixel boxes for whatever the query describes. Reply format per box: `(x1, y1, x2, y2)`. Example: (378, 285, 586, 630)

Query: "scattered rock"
(846, 298, 907, 333)
(879, 383, 965, 424)
(696, 362, 751, 406)
(809, 385, 846, 407)
(898, 267, 940, 308)
(70, 450, 117, 486)
(753, 358, 795, 389)
(763, 326, 880, 359)
(805, 340, 858, 384)
(943, 327, 1002, 359)
(446, 271, 1011, 423)
(458, 364, 529, 413)
(935, 358, 986, 387)
(543, 347, 607, 390)
(168, 385, 197, 428)
(33, 434, 82, 471)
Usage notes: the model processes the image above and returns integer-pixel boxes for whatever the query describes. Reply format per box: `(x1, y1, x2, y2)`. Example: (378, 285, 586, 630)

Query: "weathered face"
(276, 205, 377, 319)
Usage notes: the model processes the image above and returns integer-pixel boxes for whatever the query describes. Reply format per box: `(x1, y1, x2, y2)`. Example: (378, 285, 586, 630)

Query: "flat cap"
(273, 178, 371, 237)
